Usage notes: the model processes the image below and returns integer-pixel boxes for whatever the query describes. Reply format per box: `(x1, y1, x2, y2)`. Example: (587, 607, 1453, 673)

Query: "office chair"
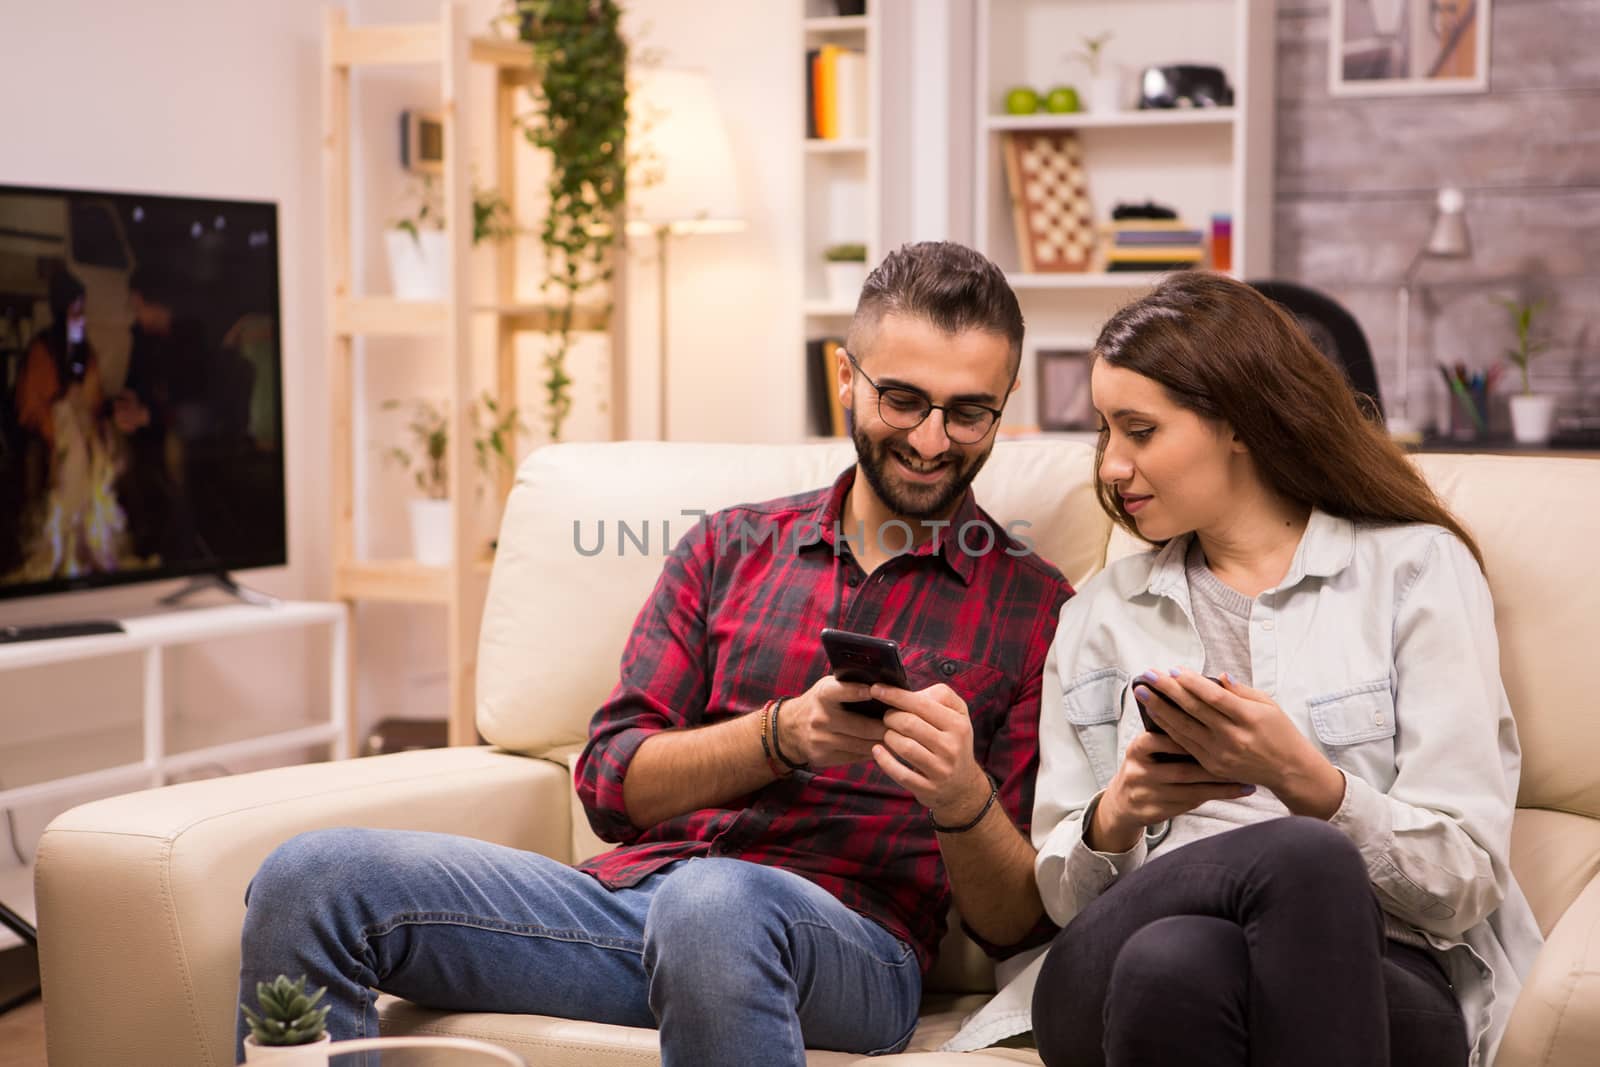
(1248, 279, 1384, 419)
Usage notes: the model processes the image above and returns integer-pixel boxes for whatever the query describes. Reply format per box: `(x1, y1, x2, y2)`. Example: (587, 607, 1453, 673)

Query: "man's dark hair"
(845, 241, 1024, 378)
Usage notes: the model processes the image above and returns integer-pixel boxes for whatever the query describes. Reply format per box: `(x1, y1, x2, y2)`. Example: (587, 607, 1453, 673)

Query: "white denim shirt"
(946, 511, 1543, 1064)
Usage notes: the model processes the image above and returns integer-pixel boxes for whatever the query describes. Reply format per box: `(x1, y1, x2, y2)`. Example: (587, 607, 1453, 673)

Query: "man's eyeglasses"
(845, 350, 1006, 445)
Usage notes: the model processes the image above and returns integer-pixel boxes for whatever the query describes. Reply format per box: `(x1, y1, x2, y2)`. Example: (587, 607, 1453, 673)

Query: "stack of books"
(1103, 220, 1206, 272)
(805, 45, 867, 141)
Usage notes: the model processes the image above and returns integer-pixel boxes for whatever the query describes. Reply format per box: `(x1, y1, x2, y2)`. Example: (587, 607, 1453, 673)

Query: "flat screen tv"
(0, 182, 285, 601)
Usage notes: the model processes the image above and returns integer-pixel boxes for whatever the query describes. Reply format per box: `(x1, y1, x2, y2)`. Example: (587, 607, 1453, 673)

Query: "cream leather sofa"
(35, 440, 1600, 1066)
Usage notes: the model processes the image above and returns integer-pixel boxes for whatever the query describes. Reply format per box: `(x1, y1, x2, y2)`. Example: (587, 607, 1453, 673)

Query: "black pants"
(1032, 817, 1469, 1067)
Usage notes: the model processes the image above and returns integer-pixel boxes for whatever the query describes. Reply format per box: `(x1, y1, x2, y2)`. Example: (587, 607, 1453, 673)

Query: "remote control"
(0, 620, 127, 644)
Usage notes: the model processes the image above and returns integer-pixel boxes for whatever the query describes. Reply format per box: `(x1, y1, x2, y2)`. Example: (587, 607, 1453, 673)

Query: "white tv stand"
(0, 600, 349, 812)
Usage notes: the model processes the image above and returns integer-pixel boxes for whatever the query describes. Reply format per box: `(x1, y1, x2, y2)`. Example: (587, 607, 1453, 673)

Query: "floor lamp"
(625, 69, 745, 440)
(1392, 186, 1471, 436)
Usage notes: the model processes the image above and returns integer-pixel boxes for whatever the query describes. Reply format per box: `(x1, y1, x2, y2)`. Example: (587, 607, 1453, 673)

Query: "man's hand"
(1137, 670, 1345, 819)
(1090, 731, 1255, 853)
(777, 675, 890, 769)
(869, 683, 991, 826)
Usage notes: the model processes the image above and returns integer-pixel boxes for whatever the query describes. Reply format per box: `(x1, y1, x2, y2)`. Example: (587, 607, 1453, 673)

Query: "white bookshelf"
(801, 2, 878, 312)
(974, 0, 1276, 431)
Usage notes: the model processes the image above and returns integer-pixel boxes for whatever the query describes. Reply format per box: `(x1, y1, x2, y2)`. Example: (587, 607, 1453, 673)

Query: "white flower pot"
(409, 498, 453, 566)
(244, 1033, 332, 1065)
(385, 229, 448, 301)
(1089, 71, 1123, 114)
(824, 261, 867, 308)
(1509, 394, 1557, 445)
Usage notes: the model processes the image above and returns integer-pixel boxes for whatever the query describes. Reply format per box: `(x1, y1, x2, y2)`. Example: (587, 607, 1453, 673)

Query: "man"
(237, 241, 1073, 1065)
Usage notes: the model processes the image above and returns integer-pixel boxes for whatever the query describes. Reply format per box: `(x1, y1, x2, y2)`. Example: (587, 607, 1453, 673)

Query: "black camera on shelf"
(1139, 64, 1233, 109)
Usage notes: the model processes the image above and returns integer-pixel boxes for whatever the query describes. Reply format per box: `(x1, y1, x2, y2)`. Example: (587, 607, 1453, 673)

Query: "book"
(816, 44, 841, 139)
(833, 49, 868, 140)
(1114, 230, 1205, 246)
(804, 49, 819, 139)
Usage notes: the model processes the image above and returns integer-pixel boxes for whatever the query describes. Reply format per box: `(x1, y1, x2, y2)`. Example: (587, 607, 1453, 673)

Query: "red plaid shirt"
(575, 467, 1073, 970)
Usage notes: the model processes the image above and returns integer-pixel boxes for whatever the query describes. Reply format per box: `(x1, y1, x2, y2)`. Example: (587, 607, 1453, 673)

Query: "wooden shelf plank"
(334, 297, 448, 336)
(985, 109, 1236, 132)
(330, 23, 442, 66)
(331, 26, 534, 72)
(469, 36, 535, 69)
(476, 302, 611, 333)
(336, 561, 451, 604)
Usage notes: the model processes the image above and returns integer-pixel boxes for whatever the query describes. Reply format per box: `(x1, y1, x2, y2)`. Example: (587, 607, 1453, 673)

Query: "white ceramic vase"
(385, 228, 448, 301)
(409, 498, 453, 566)
(243, 1033, 332, 1065)
(824, 261, 867, 308)
(1509, 394, 1557, 445)
(1089, 70, 1122, 114)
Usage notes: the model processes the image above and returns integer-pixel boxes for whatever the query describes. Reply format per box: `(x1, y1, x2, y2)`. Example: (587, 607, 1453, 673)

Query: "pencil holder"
(1448, 380, 1489, 441)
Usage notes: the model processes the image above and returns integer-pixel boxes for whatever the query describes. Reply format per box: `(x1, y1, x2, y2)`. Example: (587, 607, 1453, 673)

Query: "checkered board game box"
(1001, 131, 1095, 272)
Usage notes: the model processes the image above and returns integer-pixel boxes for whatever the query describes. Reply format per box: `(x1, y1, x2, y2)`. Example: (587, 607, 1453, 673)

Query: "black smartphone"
(820, 628, 909, 719)
(1131, 676, 1220, 764)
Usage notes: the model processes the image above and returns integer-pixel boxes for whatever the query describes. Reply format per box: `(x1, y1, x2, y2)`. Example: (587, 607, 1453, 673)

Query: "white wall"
(0, 0, 811, 859)
(621, 0, 804, 443)
(0, 0, 334, 854)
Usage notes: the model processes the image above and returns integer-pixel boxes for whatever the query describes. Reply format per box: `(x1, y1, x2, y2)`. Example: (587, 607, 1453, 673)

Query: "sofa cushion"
(1510, 807, 1600, 936)
(1412, 455, 1600, 819)
(478, 439, 1106, 757)
(378, 993, 1041, 1066)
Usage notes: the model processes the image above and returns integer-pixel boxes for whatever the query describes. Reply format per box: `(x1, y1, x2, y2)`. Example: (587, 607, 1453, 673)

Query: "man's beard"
(852, 425, 992, 520)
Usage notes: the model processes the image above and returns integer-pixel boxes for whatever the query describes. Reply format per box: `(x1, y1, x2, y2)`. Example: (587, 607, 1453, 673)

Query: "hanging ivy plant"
(514, 0, 628, 440)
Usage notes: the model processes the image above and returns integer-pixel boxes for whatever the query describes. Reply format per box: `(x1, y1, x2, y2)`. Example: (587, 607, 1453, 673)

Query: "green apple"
(1004, 86, 1040, 115)
(1045, 85, 1081, 113)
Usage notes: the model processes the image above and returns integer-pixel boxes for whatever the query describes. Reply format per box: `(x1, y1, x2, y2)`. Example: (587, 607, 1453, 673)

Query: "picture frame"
(400, 109, 445, 175)
(1034, 343, 1096, 433)
(1329, 0, 1490, 97)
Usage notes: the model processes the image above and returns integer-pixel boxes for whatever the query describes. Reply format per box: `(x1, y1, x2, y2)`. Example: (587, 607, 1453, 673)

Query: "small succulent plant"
(241, 974, 331, 1046)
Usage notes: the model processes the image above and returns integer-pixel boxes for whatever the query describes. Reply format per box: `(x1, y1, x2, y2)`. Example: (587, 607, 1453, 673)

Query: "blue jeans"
(237, 829, 922, 1066)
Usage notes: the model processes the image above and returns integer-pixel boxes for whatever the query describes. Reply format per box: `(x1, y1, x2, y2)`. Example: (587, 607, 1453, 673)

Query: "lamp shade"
(625, 68, 745, 235)
(1424, 186, 1470, 258)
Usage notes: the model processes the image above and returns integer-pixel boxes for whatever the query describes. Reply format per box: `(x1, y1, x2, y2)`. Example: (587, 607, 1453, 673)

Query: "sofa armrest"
(1499, 867, 1600, 1066)
(36, 746, 573, 1067)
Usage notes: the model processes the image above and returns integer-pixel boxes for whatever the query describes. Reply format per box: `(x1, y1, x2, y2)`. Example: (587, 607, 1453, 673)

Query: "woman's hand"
(1136, 669, 1346, 819)
(1091, 731, 1255, 853)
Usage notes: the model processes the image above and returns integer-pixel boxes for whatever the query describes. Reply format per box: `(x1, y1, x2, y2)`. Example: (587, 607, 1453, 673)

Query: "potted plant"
(240, 974, 332, 1064)
(381, 393, 526, 565)
(1501, 298, 1556, 444)
(823, 243, 868, 307)
(385, 179, 516, 301)
(512, 0, 629, 441)
(1067, 32, 1118, 114)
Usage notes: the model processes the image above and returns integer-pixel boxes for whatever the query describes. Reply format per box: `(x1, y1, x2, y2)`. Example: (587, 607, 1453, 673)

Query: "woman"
(1027, 273, 1541, 1066)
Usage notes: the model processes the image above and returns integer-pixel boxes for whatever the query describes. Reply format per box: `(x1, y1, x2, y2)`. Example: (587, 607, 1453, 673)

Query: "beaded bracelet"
(930, 774, 999, 834)
(769, 698, 810, 772)
(757, 700, 791, 778)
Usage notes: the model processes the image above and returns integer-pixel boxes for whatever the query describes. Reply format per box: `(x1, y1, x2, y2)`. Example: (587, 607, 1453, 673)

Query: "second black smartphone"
(1132, 676, 1221, 764)
(820, 628, 909, 719)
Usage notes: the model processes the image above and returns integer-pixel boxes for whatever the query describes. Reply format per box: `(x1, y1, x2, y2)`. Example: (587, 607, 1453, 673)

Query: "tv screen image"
(0, 183, 285, 600)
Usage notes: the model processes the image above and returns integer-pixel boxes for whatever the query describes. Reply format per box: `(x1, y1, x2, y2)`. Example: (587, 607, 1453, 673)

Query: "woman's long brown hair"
(1091, 271, 1485, 570)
